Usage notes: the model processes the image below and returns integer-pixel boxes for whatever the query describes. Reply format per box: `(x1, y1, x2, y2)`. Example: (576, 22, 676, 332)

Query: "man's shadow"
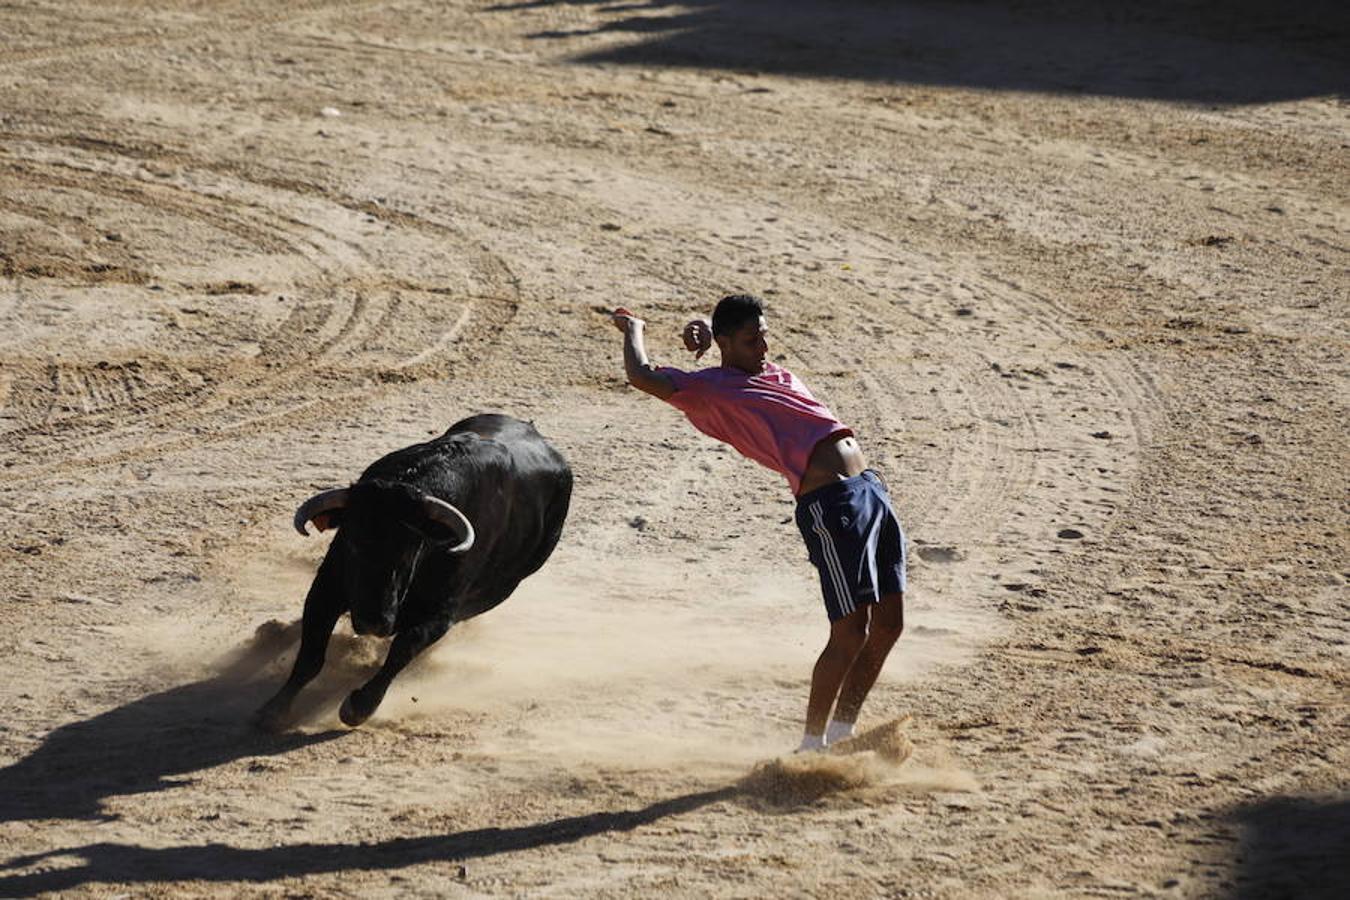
(0, 620, 840, 895)
(0, 616, 750, 894)
(0, 620, 345, 825)
(0, 786, 739, 895)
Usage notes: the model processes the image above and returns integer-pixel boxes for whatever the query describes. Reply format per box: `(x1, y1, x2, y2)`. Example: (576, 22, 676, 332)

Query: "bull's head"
(293, 482, 475, 637)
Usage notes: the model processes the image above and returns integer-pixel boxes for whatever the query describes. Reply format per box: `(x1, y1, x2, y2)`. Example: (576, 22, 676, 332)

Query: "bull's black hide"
(256, 413, 572, 730)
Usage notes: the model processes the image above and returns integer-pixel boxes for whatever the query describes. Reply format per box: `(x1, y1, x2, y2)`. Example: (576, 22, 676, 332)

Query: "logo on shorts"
(840, 515, 851, 527)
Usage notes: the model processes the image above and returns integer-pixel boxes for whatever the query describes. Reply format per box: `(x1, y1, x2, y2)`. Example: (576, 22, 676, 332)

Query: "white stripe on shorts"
(810, 500, 853, 616)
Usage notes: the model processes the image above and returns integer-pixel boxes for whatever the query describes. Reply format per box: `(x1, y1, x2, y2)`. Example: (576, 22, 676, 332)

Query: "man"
(611, 294, 907, 752)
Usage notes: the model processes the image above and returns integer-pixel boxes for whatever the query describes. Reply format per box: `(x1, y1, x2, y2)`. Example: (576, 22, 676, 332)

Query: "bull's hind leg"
(340, 618, 450, 726)
(255, 573, 345, 732)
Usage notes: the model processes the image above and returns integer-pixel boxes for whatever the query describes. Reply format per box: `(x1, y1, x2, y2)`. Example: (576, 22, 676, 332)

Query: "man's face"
(717, 315, 769, 374)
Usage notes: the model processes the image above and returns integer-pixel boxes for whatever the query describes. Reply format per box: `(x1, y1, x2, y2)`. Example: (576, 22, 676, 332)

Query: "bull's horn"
(419, 495, 475, 553)
(294, 488, 350, 536)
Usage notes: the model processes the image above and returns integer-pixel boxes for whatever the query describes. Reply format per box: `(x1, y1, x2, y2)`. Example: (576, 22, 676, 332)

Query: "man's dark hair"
(711, 294, 764, 337)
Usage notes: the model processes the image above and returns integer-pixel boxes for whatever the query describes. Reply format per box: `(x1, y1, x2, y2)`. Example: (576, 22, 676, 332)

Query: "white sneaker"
(825, 719, 856, 744)
(795, 733, 827, 754)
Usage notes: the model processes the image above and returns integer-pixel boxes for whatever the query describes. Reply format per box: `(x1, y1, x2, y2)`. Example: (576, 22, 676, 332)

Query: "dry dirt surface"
(1, 1, 1347, 897)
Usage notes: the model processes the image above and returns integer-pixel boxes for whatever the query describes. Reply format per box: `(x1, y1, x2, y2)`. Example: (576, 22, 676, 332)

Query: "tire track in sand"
(0, 131, 519, 482)
(0, 0, 393, 70)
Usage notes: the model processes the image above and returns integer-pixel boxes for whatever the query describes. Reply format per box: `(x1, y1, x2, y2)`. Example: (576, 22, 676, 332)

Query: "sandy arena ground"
(1, 1, 1347, 897)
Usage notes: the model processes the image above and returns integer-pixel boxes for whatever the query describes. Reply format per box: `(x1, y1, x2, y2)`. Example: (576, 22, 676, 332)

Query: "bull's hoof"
(253, 704, 292, 735)
(339, 693, 375, 727)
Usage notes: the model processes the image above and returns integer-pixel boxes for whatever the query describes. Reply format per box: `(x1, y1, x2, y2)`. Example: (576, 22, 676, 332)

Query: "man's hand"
(612, 307, 643, 333)
(682, 318, 712, 360)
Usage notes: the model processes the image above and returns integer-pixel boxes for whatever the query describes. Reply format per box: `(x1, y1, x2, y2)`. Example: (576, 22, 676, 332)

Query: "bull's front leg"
(340, 618, 450, 726)
(255, 572, 345, 733)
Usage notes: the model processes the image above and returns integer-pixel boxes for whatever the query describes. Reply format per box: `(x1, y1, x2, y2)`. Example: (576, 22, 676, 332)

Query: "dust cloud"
(193, 545, 994, 776)
(391, 556, 992, 773)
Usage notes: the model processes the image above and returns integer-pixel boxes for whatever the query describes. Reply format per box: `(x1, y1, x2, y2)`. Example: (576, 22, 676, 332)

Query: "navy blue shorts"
(795, 470, 907, 622)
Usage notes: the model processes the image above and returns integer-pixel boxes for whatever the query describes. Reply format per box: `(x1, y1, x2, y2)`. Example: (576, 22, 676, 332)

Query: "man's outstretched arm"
(612, 307, 676, 400)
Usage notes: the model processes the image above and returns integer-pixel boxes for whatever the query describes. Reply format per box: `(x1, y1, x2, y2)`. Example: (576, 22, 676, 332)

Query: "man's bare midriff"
(797, 432, 867, 497)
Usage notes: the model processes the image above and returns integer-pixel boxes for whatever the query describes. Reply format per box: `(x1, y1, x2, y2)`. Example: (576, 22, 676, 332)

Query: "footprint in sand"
(916, 544, 963, 563)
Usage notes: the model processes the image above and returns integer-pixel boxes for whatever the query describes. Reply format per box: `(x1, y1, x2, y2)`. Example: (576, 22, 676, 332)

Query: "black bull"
(256, 414, 572, 731)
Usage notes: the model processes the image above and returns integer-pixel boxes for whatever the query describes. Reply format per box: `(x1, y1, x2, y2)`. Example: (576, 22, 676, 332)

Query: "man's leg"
(831, 591, 904, 726)
(804, 605, 871, 740)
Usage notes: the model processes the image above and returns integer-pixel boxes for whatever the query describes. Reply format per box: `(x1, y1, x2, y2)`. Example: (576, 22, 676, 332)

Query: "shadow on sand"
(0, 787, 739, 895)
(0, 621, 345, 825)
(1228, 793, 1350, 899)
(0, 622, 916, 894)
(496, 0, 1348, 104)
(0, 621, 738, 894)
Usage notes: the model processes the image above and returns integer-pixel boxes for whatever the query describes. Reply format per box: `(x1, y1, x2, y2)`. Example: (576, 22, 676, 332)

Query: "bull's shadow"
(0, 787, 738, 895)
(498, 0, 1348, 104)
(0, 621, 346, 824)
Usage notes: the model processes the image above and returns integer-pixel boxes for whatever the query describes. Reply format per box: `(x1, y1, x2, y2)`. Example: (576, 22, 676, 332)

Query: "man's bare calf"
(802, 592, 905, 749)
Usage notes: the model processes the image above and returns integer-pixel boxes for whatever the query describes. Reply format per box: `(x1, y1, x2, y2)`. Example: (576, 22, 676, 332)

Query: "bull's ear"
(294, 487, 351, 536)
(311, 510, 345, 532)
